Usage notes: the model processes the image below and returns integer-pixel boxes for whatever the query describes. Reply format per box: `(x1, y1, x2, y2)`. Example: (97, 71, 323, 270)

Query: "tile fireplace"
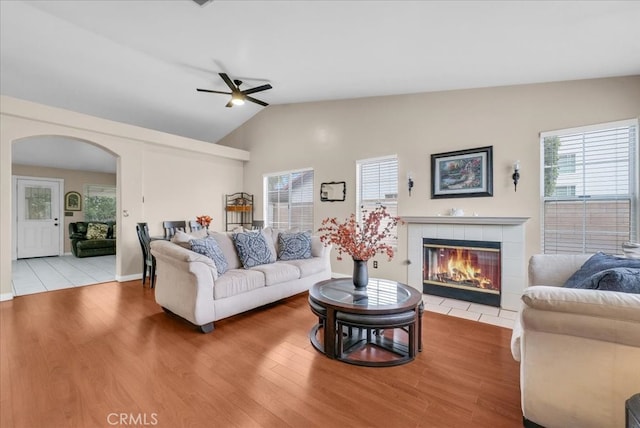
(406, 216, 529, 311)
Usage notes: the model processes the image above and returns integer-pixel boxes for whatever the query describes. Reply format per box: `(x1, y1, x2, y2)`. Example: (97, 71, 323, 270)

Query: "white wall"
(0, 96, 249, 299)
(218, 76, 640, 282)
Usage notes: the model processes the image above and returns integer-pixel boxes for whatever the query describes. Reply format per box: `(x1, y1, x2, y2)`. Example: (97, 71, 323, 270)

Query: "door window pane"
(25, 187, 52, 220)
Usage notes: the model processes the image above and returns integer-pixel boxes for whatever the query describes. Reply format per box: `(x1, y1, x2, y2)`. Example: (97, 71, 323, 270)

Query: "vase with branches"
(318, 206, 402, 288)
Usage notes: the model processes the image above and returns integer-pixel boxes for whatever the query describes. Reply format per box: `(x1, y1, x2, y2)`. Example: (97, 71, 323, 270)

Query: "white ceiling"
(3, 0, 640, 173)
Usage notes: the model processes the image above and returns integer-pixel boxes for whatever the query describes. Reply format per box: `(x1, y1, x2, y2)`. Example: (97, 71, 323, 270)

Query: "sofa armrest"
(521, 286, 640, 347)
(528, 254, 592, 286)
(151, 240, 218, 326)
(311, 236, 332, 259)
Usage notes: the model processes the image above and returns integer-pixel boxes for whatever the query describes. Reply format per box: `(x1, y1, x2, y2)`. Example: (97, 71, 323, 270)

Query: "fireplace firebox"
(423, 238, 501, 307)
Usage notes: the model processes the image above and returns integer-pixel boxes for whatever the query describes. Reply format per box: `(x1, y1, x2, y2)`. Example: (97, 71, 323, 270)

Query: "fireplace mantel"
(404, 216, 529, 226)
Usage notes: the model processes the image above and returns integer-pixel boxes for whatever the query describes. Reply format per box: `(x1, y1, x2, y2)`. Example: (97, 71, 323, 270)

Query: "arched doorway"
(11, 135, 119, 295)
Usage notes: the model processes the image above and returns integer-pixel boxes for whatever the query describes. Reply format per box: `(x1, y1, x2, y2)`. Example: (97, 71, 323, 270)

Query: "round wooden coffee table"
(308, 277, 423, 367)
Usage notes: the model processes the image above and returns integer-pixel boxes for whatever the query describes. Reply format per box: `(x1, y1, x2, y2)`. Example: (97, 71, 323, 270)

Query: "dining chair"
(162, 220, 186, 239)
(136, 222, 156, 288)
(189, 220, 203, 232)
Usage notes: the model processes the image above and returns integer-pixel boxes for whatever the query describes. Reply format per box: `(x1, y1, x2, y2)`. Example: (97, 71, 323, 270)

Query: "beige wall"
(11, 164, 117, 254)
(1, 96, 249, 299)
(218, 76, 640, 281)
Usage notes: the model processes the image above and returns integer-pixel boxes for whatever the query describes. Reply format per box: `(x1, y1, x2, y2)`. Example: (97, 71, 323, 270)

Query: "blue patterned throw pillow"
(278, 231, 312, 261)
(189, 237, 228, 275)
(233, 230, 275, 269)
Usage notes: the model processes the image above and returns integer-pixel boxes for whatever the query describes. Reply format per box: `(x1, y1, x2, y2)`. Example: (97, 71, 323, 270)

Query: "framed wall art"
(431, 146, 493, 199)
(65, 191, 82, 211)
(320, 181, 346, 202)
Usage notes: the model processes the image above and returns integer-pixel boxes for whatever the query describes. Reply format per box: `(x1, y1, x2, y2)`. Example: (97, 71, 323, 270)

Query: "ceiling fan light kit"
(197, 72, 272, 108)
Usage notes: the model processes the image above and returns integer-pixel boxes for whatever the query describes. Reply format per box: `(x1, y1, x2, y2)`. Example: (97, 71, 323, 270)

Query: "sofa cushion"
(577, 267, 640, 293)
(280, 257, 326, 278)
(250, 262, 300, 286)
(233, 230, 276, 268)
(86, 222, 109, 239)
(209, 232, 242, 270)
(564, 252, 640, 288)
(277, 231, 312, 261)
(190, 237, 229, 275)
(213, 269, 265, 299)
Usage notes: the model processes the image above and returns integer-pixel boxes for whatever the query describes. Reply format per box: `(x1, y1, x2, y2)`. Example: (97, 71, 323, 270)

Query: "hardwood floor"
(0, 280, 522, 428)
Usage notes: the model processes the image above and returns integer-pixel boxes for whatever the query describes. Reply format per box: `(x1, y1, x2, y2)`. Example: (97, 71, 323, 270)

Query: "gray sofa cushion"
(564, 252, 640, 288)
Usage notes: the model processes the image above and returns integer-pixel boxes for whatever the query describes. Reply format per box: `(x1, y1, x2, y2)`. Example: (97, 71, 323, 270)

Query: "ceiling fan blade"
(196, 88, 232, 95)
(225, 100, 234, 108)
(241, 84, 273, 96)
(219, 73, 237, 91)
(246, 96, 269, 107)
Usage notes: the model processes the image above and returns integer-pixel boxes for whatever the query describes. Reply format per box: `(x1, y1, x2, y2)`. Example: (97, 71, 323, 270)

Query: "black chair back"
(163, 220, 186, 239)
(136, 222, 156, 287)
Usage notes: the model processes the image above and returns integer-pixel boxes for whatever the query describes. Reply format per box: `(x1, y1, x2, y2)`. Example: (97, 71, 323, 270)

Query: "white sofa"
(150, 230, 332, 333)
(511, 254, 640, 428)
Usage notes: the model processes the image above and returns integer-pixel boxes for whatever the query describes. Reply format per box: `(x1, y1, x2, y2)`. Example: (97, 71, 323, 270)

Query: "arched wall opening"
(11, 135, 119, 290)
(0, 96, 249, 300)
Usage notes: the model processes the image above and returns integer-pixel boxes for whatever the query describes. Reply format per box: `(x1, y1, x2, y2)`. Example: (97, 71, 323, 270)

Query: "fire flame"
(438, 249, 493, 289)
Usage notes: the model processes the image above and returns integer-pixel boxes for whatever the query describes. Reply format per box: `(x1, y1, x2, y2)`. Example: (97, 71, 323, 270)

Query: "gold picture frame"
(65, 191, 82, 211)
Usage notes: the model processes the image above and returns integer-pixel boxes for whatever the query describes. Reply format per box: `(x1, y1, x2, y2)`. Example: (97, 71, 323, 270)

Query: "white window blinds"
(264, 169, 314, 231)
(541, 120, 638, 254)
(357, 156, 399, 247)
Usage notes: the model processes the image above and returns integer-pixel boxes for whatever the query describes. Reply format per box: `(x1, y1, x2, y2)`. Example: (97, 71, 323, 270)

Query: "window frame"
(262, 167, 314, 231)
(540, 118, 638, 254)
(356, 155, 399, 249)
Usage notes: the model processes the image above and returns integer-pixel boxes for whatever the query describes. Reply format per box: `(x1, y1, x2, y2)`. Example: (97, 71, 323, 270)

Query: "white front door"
(16, 178, 62, 258)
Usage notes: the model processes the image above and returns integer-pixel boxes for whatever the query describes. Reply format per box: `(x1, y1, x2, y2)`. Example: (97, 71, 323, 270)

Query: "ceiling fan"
(197, 73, 273, 108)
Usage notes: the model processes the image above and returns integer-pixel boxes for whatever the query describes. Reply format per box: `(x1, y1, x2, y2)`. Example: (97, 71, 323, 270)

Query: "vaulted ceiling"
(3, 0, 640, 171)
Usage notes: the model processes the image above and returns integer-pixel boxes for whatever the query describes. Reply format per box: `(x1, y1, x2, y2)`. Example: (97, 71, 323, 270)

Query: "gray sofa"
(511, 254, 640, 428)
(150, 229, 331, 333)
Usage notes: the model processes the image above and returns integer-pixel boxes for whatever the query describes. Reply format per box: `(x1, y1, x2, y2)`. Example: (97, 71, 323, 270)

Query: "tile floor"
(11, 255, 116, 296)
(422, 293, 517, 329)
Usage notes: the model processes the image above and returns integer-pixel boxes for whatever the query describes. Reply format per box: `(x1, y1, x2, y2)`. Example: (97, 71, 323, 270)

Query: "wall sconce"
(512, 161, 520, 191)
(408, 172, 414, 196)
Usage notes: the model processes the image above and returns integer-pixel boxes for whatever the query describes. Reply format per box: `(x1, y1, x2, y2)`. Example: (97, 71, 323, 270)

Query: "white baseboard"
(116, 273, 142, 282)
(331, 272, 350, 279)
(0, 292, 14, 302)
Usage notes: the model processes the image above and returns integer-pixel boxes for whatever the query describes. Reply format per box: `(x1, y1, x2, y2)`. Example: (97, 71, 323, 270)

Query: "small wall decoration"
(431, 146, 493, 199)
(320, 181, 346, 202)
(65, 191, 82, 211)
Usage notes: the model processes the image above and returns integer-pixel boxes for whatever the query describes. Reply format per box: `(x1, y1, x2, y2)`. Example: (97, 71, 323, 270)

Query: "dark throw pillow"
(576, 267, 640, 293)
(277, 231, 312, 261)
(233, 230, 275, 269)
(564, 252, 640, 288)
(189, 237, 228, 275)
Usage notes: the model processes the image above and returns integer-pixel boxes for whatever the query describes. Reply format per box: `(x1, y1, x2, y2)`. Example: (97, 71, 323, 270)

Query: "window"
(264, 169, 314, 231)
(557, 153, 576, 174)
(84, 184, 116, 222)
(356, 156, 399, 247)
(541, 119, 638, 254)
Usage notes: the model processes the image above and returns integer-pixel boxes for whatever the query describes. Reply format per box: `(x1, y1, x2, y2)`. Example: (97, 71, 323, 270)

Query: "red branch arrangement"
(318, 206, 402, 261)
(196, 215, 212, 228)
